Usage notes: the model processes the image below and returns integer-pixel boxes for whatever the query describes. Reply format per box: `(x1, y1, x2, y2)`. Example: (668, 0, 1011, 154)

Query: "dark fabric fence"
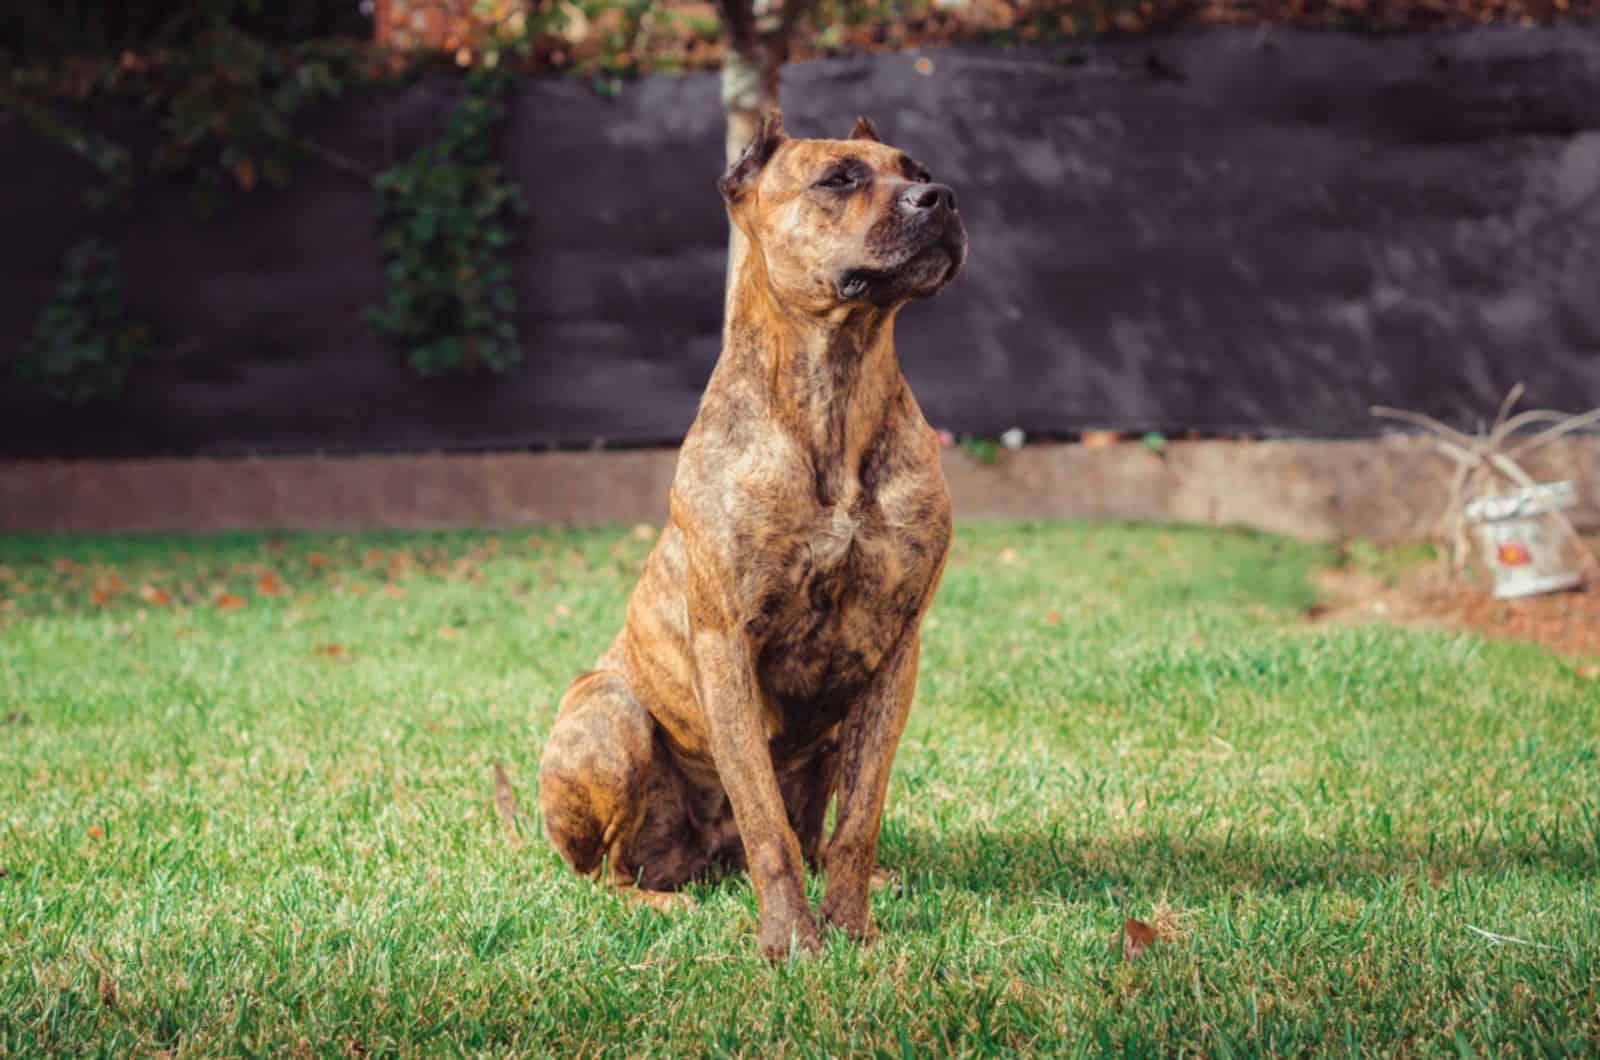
(2, 27, 1598, 458)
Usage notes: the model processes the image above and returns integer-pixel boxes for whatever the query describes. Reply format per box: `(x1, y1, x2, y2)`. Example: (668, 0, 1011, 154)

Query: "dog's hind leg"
(538, 670, 705, 904)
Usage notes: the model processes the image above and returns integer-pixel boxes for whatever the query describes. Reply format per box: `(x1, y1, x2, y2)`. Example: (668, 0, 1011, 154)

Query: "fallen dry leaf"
(554, 603, 572, 618)
(215, 593, 246, 611)
(139, 585, 171, 606)
(998, 548, 1018, 565)
(88, 826, 104, 840)
(1081, 430, 1121, 450)
(383, 584, 406, 599)
(1578, 663, 1599, 680)
(1045, 609, 1061, 625)
(91, 589, 109, 606)
(491, 761, 524, 838)
(1118, 917, 1158, 961)
(437, 626, 459, 640)
(312, 643, 347, 659)
(256, 573, 286, 596)
(526, 534, 544, 551)
(307, 552, 327, 570)
(98, 971, 118, 1010)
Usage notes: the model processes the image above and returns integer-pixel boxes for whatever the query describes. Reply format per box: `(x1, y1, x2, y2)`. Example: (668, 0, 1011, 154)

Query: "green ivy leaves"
(16, 238, 152, 405)
(365, 67, 527, 378)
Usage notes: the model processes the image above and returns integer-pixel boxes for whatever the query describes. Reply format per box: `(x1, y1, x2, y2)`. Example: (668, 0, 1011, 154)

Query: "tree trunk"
(717, 0, 804, 285)
(720, 35, 781, 167)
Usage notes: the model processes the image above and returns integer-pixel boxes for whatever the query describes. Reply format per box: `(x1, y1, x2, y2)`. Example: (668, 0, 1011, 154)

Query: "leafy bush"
(17, 238, 152, 404)
(365, 66, 526, 378)
(0, 0, 368, 65)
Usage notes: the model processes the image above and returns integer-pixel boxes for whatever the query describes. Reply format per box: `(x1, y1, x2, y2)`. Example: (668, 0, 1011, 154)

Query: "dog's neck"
(718, 244, 906, 503)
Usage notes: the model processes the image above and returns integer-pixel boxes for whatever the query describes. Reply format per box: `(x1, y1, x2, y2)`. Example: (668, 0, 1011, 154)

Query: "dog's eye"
(815, 171, 855, 190)
(915, 169, 932, 184)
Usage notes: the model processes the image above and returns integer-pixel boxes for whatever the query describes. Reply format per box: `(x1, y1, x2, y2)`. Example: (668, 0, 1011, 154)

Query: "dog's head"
(720, 111, 966, 313)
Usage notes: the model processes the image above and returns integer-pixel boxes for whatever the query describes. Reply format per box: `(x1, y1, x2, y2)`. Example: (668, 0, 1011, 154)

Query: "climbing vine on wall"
(4, 11, 392, 402)
(16, 238, 152, 405)
(365, 65, 526, 377)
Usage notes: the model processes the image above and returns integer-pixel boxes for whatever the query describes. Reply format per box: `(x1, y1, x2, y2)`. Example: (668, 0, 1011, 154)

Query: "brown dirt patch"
(1313, 543, 1600, 665)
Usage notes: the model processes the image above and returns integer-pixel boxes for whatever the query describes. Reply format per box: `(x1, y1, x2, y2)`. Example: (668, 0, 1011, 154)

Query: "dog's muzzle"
(837, 184, 967, 302)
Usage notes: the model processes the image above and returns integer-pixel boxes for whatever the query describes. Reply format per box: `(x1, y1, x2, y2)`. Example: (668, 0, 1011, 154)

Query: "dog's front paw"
(758, 908, 823, 961)
(819, 893, 876, 943)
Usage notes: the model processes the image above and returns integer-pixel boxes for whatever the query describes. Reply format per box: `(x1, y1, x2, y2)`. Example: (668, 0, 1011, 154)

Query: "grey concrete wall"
(2, 28, 1598, 457)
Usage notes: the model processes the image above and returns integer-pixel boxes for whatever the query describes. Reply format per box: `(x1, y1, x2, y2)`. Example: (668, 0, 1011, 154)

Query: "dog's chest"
(752, 473, 946, 744)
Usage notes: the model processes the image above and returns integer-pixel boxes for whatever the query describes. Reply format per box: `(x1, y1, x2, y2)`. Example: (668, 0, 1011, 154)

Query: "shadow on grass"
(883, 824, 1600, 902)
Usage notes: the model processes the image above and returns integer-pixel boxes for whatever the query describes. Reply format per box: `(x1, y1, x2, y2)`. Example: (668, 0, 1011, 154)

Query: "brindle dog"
(538, 110, 966, 960)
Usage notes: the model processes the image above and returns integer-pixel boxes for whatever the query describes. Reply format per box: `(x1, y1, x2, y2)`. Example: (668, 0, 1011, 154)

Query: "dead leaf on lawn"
(312, 643, 347, 660)
(998, 548, 1018, 565)
(1117, 917, 1158, 961)
(139, 585, 171, 606)
(1045, 609, 1062, 625)
(383, 584, 406, 599)
(215, 593, 246, 611)
(491, 761, 524, 839)
(98, 970, 118, 1010)
(91, 589, 110, 607)
(307, 552, 328, 570)
(256, 573, 287, 596)
(1578, 663, 1599, 680)
(437, 626, 459, 640)
(2, 712, 30, 726)
(88, 825, 104, 840)
(554, 603, 571, 618)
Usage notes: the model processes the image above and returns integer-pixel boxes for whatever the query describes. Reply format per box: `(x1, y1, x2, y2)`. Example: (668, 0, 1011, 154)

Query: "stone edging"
(3, 438, 1597, 541)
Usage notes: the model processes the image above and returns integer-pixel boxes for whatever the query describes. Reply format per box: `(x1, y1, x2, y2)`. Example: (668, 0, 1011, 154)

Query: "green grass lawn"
(2, 523, 1597, 1056)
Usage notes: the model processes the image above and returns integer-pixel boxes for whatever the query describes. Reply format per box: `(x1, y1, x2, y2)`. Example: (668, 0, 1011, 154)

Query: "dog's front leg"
(686, 558, 821, 960)
(820, 636, 920, 941)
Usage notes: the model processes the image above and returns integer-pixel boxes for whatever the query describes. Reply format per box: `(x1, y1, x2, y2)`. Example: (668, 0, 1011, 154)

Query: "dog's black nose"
(902, 182, 956, 214)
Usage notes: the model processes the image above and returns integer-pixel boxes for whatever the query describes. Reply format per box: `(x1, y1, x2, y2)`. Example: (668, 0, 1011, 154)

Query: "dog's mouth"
(836, 225, 967, 304)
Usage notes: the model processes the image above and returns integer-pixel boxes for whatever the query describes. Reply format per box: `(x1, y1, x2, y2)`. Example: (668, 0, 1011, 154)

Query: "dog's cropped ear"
(848, 115, 880, 142)
(718, 109, 786, 204)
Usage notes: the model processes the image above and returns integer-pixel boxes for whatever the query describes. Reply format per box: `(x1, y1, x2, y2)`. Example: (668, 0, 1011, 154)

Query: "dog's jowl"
(539, 110, 967, 960)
